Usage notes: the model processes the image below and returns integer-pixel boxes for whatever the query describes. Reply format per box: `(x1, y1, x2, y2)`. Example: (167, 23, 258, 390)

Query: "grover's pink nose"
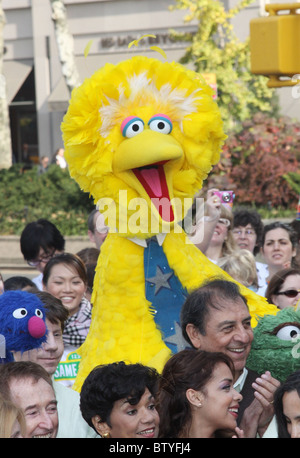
(28, 316, 46, 339)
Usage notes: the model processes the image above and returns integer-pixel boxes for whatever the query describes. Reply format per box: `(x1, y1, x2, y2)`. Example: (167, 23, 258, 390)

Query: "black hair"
(80, 361, 159, 433)
(42, 252, 87, 287)
(274, 370, 300, 438)
(233, 208, 264, 255)
(20, 219, 65, 261)
(4, 276, 35, 291)
(157, 349, 235, 438)
(180, 278, 248, 347)
(262, 221, 298, 249)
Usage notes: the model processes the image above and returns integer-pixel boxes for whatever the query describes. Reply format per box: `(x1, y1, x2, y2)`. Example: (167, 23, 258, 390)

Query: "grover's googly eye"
(13, 308, 28, 319)
(121, 116, 144, 138)
(276, 325, 300, 340)
(148, 114, 172, 134)
(35, 309, 43, 319)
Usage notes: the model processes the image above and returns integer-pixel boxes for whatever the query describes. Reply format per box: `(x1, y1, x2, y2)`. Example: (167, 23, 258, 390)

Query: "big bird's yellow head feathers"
(62, 56, 226, 237)
(61, 56, 279, 391)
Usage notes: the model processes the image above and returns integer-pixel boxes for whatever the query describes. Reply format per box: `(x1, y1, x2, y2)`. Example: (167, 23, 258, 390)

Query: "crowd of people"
(0, 191, 300, 439)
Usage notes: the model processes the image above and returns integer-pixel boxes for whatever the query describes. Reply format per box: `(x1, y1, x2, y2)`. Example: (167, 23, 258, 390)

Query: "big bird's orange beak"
(114, 129, 182, 172)
(113, 129, 183, 223)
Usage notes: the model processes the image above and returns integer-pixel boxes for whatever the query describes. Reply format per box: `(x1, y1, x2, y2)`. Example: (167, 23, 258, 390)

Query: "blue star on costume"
(144, 237, 188, 353)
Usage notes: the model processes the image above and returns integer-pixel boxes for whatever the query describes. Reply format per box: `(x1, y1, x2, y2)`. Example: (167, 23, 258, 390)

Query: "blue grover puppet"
(0, 290, 47, 362)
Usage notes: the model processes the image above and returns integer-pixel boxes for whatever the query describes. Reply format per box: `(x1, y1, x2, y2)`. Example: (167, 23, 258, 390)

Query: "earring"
(102, 431, 110, 438)
(198, 402, 202, 407)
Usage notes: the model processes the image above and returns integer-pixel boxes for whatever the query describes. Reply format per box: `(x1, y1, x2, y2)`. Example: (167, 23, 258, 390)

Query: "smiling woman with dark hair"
(156, 349, 243, 438)
(79, 361, 160, 438)
(42, 252, 91, 354)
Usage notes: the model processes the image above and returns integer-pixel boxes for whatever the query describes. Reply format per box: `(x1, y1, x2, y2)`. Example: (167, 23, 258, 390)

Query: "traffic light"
(250, 3, 300, 88)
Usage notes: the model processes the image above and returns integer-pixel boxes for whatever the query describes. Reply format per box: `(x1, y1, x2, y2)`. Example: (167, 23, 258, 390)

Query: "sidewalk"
(0, 235, 94, 280)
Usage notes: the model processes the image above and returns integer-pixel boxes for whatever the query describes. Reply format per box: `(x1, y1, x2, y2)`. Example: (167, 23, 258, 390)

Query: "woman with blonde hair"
(0, 395, 26, 438)
(218, 249, 259, 291)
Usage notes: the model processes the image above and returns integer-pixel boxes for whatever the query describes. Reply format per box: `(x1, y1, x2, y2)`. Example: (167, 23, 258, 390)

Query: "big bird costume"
(61, 55, 278, 390)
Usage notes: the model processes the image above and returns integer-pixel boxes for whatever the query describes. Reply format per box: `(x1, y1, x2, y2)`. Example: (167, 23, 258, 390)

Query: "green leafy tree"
(170, 0, 275, 131)
(206, 113, 300, 208)
(284, 173, 300, 197)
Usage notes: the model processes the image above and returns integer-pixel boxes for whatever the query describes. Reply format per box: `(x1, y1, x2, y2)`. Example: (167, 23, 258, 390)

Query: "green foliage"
(256, 206, 296, 220)
(284, 172, 300, 195)
(169, 0, 275, 131)
(206, 113, 300, 208)
(0, 164, 94, 235)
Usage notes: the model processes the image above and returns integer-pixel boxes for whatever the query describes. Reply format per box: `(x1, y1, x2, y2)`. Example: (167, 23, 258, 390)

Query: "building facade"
(3, 0, 300, 163)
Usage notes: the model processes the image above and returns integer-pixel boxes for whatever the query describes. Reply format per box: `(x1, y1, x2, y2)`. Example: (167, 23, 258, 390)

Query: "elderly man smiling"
(0, 361, 58, 438)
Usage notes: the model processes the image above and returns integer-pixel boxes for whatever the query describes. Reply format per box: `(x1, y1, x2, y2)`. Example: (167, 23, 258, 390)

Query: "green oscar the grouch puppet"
(247, 307, 300, 382)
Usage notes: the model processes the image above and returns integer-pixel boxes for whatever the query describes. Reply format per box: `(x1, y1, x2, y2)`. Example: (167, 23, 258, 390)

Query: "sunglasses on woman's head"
(276, 289, 300, 298)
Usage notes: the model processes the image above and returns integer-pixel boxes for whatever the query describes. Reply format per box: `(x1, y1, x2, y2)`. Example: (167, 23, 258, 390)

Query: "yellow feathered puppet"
(61, 56, 278, 390)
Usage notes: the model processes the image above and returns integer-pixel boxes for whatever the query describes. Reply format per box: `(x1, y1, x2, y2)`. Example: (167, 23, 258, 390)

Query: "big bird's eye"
(276, 325, 300, 340)
(148, 114, 172, 134)
(121, 116, 144, 138)
(13, 308, 28, 319)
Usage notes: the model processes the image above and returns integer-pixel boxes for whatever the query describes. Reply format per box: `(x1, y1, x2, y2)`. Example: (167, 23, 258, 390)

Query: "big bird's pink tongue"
(140, 168, 162, 197)
(133, 164, 174, 222)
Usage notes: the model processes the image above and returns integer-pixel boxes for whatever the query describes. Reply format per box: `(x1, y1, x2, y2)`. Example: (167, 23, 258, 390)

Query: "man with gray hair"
(0, 361, 58, 438)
